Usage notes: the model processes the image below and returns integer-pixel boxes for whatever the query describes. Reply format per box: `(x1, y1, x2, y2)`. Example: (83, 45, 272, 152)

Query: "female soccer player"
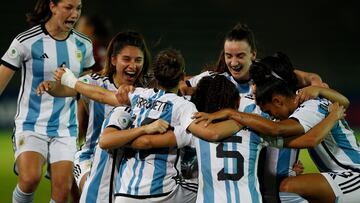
(37, 30, 152, 202)
(0, 0, 93, 202)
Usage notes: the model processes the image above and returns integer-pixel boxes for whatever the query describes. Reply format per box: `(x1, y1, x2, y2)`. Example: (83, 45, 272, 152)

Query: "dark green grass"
(1, 130, 359, 202)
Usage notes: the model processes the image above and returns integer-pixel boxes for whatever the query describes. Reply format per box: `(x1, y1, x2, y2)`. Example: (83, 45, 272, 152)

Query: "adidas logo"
(40, 53, 49, 59)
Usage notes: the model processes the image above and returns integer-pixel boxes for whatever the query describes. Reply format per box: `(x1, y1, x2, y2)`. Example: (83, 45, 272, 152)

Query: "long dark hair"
(250, 52, 298, 106)
(102, 31, 152, 87)
(26, 0, 61, 25)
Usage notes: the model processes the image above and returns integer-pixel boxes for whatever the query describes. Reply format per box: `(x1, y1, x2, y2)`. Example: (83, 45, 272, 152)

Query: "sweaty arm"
(0, 64, 15, 95)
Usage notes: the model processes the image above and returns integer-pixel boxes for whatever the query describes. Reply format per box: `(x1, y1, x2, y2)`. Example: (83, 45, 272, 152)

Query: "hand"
(143, 119, 169, 134)
(36, 81, 55, 96)
(192, 109, 231, 126)
(328, 102, 346, 120)
(54, 67, 78, 89)
(292, 160, 304, 175)
(115, 84, 134, 105)
(295, 86, 321, 104)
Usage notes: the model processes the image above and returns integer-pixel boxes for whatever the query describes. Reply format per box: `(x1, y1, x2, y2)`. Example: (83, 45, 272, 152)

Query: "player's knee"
(18, 175, 41, 192)
(279, 177, 296, 193)
(51, 179, 72, 202)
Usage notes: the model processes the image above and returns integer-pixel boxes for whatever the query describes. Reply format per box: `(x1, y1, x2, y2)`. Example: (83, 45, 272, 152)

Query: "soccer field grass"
(0, 130, 359, 202)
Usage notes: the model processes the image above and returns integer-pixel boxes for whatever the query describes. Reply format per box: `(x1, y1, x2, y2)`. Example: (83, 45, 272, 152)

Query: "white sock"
(12, 184, 34, 203)
(49, 199, 57, 203)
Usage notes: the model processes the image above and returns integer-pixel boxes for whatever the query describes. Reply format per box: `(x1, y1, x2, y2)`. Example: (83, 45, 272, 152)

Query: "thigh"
(280, 173, 335, 202)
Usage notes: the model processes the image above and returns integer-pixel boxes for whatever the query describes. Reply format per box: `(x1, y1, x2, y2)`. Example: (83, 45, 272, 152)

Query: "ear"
(272, 95, 283, 107)
(251, 50, 257, 60)
(111, 56, 117, 66)
(49, 1, 56, 14)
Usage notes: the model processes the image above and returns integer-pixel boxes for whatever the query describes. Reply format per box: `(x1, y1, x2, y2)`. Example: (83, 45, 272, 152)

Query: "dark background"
(0, 0, 359, 127)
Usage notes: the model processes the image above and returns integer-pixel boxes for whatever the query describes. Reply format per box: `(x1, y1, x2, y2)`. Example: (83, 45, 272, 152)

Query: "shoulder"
(71, 29, 92, 44)
(14, 25, 44, 44)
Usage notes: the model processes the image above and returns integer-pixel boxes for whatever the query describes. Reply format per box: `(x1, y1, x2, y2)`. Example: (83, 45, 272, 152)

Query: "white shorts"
(322, 170, 360, 203)
(114, 183, 197, 203)
(13, 131, 77, 163)
(73, 150, 93, 188)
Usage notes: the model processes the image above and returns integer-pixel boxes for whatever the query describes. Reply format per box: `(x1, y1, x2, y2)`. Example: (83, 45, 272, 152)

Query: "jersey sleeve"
(174, 125, 193, 148)
(1, 38, 26, 71)
(289, 99, 329, 133)
(105, 106, 132, 130)
(175, 100, 198, 131)
(186, 71, 213, 87)
(82, 41, 95, 69)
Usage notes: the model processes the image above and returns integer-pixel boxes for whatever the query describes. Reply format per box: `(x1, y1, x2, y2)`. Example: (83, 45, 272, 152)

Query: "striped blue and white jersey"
(80, 106, 132, 203)
(115, 87, 197, 197)
(178, 96, 273, 203)
(77, 73, 117, 162)
(187, 71, 253, 97)
(1, 24, 95, 137)
(290, 98, 360, 172)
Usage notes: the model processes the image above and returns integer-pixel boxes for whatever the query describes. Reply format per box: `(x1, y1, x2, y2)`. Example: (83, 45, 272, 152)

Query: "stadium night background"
(0, 0, 359, 202)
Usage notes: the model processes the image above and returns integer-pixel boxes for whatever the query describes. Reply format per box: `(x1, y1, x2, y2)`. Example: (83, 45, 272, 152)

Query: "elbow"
(99, 137, 110, 150)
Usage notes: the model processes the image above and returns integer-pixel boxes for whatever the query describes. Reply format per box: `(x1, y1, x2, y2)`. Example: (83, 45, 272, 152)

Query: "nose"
(230, 58, 239, 67)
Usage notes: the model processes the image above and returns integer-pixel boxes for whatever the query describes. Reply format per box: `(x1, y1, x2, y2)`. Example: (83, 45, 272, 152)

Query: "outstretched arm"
(54, 67, 121, 106)
(36, 80, 77, 97)
(193, 108, 304, 137)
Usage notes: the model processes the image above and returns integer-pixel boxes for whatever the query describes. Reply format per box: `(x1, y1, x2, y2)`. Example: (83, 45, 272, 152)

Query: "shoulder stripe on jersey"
(72, 29, 92, 43)
(321, 142, 360, 173)
(15, 25, 41, 40)
(18, 30, 43, 43)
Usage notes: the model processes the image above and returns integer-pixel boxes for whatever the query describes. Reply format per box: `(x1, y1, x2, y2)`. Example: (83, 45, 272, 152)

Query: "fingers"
(36, 81, 52, 96)
(54, 68, 65, 81)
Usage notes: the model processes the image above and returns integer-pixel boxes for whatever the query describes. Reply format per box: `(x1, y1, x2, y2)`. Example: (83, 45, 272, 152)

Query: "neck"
(45, 20, 69, 40)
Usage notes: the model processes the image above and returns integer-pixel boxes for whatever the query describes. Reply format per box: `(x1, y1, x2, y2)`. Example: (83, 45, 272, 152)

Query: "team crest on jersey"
(7, 47, 18, 59)
(75, 50, 83, 62)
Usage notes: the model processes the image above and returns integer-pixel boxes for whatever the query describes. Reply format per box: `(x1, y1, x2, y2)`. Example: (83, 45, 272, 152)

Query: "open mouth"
(230, 65, 243, 72)
(65, 20, 75, 28)
(124, 70, 136, 78)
